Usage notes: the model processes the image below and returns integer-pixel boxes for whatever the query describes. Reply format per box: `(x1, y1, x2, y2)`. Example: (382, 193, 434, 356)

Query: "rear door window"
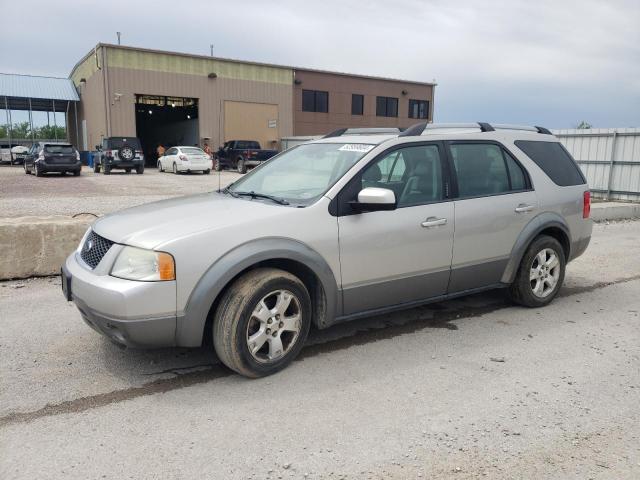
(449, 143, 531, 197)
(514, 140, 585, 186)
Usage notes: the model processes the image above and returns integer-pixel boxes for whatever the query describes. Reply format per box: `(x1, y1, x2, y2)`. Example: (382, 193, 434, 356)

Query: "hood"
(93, 192, 286, 249)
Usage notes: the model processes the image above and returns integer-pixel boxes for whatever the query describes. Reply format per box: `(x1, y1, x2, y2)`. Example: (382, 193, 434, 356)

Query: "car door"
(337, 142, 455, 315)
(25, 143, 37, 168)
(447, 141, 538, 292)
(163, 148, 176, 169)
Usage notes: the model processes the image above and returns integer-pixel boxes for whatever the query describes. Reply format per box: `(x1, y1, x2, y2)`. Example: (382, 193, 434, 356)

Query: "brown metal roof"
(70, 43, 437, 87)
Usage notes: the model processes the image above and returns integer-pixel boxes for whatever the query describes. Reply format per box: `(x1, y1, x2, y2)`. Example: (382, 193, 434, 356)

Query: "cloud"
(0, 0, 638, 127)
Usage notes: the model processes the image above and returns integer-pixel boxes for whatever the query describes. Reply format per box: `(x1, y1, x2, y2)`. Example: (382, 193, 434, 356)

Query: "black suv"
(94, 137, 145, 174)
(23, 142, 82, 176)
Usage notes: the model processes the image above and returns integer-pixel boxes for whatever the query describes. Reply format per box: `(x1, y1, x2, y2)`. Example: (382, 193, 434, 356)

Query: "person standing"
(156, 144, 166, 160)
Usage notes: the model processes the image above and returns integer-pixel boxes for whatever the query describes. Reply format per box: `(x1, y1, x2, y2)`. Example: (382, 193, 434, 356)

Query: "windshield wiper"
(233, 191, 290, 205)
(221, 186, 239, 198)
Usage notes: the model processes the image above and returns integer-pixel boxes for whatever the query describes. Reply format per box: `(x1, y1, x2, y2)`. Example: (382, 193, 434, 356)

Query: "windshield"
(228, 142, 374, 205)
(181, 147, 206, 155)
(44, 144, 75, 154)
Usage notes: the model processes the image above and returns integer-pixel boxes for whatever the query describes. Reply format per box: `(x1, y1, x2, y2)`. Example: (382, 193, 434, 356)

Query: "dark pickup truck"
(214, 140, 278, 173)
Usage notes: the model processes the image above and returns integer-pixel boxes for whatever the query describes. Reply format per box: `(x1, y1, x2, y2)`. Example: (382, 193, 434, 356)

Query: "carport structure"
(0, 73, 80, 148)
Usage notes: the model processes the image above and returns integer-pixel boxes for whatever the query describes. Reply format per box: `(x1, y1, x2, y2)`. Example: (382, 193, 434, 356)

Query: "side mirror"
(350, 187, 397, 212)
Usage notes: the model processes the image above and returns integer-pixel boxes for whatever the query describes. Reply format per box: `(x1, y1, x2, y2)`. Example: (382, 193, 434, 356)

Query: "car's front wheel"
(508, 235, 565, 307)
(157, 161, 164, 172)
(213, 268, 311, 378)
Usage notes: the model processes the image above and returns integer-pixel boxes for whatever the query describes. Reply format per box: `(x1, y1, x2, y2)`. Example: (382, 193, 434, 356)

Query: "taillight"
(583, 191, 591, 219)
(179, 154, 188, 162)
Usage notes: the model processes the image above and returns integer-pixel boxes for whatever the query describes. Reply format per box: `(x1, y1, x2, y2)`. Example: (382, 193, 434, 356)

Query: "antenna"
(210, 44, 214, 56)
(217, 153, 221, 192)
(116, 32, 121, 45)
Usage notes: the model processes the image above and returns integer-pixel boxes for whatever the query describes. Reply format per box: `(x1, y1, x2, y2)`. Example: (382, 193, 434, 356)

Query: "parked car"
(158, 146, 212, 174)
(0, 143, 17, 164)
(94, 137, 145, 174)
(62, 122, 592, 378)
(24, 142, 82, 176)
(214, 140, 278, 173)
(11, 145, 29, 164)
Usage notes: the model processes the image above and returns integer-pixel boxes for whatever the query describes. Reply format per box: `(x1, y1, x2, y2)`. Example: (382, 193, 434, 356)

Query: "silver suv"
(61, 123, 592, 377)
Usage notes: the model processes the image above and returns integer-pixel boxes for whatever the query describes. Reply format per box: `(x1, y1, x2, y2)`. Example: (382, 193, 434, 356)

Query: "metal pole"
(28, 98, 34, 142)
(74, 102, 80, 150)
(4, 96, 12, 164)
(606, 130, 618, 200)
(117, 32, 121, 45)
(52, 99, 57, 141)
(65, 100, 70, 142)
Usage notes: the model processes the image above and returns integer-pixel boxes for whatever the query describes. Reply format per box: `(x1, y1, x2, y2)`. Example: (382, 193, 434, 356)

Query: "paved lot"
(0, 165, 241, 217)
(1, 221, 640, 479)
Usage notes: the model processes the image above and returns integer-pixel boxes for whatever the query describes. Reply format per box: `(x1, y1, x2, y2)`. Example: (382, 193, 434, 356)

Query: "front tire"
(508, 235, 565, 307)
(158, 161, 164, 172)
(35, 163, 43, 177)
(213, 268, 311, 378)
(214, 159, 222, 171)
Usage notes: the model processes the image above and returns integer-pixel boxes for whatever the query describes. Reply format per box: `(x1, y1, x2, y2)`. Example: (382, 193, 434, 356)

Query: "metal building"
(68, 44, 435, 163)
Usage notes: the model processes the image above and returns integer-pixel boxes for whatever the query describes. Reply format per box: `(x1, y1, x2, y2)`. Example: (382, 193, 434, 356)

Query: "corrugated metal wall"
(553, 128, 640, 201)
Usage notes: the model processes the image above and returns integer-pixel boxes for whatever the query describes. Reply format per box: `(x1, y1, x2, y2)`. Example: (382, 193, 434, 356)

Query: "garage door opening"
(135, 95, 199, 166)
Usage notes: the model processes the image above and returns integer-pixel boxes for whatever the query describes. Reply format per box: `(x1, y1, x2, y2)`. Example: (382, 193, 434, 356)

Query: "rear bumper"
(41, 162, 81, 172)
(176, 161, 212, 171)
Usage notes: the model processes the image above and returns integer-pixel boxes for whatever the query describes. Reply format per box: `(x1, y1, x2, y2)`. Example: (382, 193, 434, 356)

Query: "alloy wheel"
(246, 289, 302, 363)
(530, 248, 561, 298)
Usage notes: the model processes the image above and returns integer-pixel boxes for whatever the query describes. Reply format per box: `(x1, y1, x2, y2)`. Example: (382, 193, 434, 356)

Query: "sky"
(1, 0, 639, 128)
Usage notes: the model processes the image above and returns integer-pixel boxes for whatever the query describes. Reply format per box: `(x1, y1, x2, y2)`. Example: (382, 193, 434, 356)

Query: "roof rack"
(398, 122, 553, 137)
(323, 127, 401, 138)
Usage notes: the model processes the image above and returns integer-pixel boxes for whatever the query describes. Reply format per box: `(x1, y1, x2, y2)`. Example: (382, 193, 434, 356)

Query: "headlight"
(111, 246, 175, 281)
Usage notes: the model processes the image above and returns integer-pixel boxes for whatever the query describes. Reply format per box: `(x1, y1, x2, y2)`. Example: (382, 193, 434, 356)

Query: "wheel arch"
(501, 213, 572, 284)
(175, 238, 339, 347)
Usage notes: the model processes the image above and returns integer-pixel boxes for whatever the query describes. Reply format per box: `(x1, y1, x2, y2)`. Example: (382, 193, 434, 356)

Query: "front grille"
(80, 230, 114, 269)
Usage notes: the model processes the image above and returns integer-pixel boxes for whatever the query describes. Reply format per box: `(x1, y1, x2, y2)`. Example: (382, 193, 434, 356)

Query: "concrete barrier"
(0, 216, 93, 280)
(591, 202, 640, 222)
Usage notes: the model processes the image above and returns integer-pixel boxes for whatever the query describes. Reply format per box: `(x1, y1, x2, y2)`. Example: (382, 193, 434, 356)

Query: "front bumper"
(62, 250, 177, 348)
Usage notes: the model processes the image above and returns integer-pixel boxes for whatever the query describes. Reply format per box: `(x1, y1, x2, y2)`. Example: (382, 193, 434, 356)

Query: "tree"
(576, 121, 592, 129)
(35, 125, 66, 139)
(10, 121, 31, 139)
(0, 124, 7, 138)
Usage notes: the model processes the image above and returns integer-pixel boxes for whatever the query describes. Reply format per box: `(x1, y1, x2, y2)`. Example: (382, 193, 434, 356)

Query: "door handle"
(421, 217, 447, 228)
(515, 204, 534, 213)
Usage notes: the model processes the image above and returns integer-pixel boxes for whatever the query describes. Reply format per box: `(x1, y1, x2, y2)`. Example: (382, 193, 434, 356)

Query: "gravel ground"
(0, 165, 241, 217)
(1, 221, 639, 479)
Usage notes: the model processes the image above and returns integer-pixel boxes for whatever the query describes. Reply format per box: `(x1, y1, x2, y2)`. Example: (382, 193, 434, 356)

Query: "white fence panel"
(553, 128, 640, 201)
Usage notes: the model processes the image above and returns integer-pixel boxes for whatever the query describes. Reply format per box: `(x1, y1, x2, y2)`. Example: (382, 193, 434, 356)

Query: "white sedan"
(158, 146, 212, 174)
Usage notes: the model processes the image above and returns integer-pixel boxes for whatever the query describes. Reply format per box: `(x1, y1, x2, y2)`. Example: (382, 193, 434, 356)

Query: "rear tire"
(125, 168, 132, 173)
(213, 268, 311, 378)
(172, 163, 178, 174)
(24, 163, 31, 175)
(73, 169, 81, 176)
(136, 165, 144, 174)
(237, 157, 246, 174)
(204, 169, 210, 174)
(508, 235, 565, 307)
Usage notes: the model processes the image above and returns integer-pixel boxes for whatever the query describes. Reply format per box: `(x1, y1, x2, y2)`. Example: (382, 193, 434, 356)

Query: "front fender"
(501, 212, 572, 284)
(175, 237, 339, 347)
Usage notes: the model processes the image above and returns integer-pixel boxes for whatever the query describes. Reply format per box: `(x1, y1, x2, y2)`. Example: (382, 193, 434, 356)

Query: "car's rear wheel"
(236, 157, 246, 174)
(103, 165, 111, 175)
(508, 235, 565, 307)
(213, 268, 311, 378)
(204, 169, 210, 174)
(73, 169, 81, 176)
(136, 165, 144, 174)
(172, 163, 178, 174)
(125, 168, 132, 173)
(24, 162, 30, 174)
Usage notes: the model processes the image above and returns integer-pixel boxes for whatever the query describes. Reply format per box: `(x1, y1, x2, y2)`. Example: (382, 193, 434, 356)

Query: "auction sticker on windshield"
(338, 144, 375, 153)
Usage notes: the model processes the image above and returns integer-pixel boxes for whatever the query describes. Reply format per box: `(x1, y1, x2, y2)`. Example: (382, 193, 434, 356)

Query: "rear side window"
(515, 140, 585, 186)
(450, 143, 526, 198)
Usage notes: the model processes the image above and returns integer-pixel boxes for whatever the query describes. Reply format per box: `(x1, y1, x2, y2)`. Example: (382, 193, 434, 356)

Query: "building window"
(352, 94, 364, 115)
(302, 90, 329, 113)
(408, 99, 429, 119)
(376, 96, 398, 117)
